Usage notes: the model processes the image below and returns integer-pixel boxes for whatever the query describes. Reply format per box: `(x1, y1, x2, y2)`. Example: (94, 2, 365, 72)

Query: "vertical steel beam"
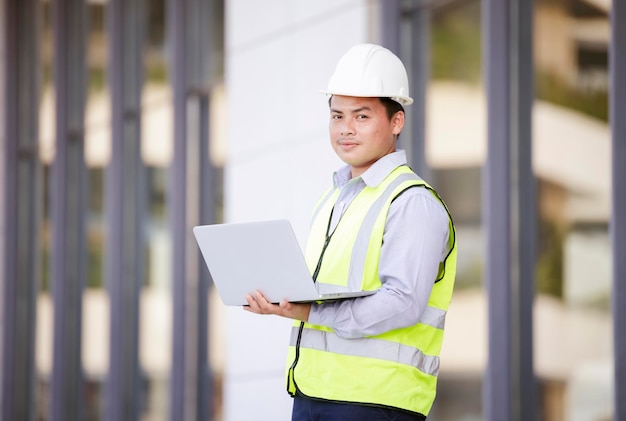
(0, 0, 41, 420)
(407, 4, 431, 181)
(380, 0, 400, 55)
(482, 0, 536, 419)
(50, 0, 88, 420)
(104, 0, 146, 420)
(168, 0, 215, 419)
(611, 1, 626, 419)
(197, 91, 215, 421)
(512, 2, 536, 418)
(387, 2, 430, 180)
(167, 1, 188, 417)
(168, 0, 188, 417)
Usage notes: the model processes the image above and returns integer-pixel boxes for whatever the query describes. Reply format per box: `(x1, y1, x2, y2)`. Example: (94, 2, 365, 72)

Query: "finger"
(245, 294, 255, 306)
(246, 294, 260, 309)
(254, 291, 273, 309)
(245, 294, 264, 313)
(254, 290, 268, 303)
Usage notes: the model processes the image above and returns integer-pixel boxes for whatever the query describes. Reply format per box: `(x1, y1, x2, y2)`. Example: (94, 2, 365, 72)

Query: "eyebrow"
(330, 106, 372, 114)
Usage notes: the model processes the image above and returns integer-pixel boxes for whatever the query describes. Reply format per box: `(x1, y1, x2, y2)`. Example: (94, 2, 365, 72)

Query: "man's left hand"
(244, 290, 311, 322)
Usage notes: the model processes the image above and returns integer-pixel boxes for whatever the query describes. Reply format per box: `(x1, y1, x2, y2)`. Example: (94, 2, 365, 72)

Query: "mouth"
(337, 139, 359, 148)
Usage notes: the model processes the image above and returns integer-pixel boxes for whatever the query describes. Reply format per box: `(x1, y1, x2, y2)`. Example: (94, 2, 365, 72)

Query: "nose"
(340, 120, 355, 136)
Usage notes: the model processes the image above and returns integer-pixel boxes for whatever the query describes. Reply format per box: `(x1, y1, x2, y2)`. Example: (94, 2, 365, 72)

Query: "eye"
(356, 114, 368, 120)
(331, 114, 342, 120)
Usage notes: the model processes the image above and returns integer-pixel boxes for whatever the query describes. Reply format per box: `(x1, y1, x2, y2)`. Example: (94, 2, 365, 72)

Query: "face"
(329, 95, 404, 178)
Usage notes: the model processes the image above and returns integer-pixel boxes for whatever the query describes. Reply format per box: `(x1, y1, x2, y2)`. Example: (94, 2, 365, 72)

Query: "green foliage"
(146, 61, 168, 84)
(431, 2, 482, 83)
(535, 220, 564, 299)
(87, 230, 104, 288)
(430, 0, 608, 124)
(535, 72, 608, 122)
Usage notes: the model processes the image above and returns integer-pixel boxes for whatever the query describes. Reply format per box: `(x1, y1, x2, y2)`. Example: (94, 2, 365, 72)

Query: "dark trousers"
(292, 396, 427, 421)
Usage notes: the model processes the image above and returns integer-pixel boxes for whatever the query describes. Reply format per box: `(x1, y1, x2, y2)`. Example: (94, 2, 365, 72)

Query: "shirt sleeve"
(307, 187, 451, 339)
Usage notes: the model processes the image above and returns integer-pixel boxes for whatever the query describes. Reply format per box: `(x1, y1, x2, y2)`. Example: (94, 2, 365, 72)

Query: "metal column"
(482, 0, 536, 419)
(0, 0, 41, 419)
(50, 0, 88, 420)
(104, 0, 146, 420)
(168, 0, 216, 419)
(380, 0, 400, 55)
(383, 1, 431, 180)
(611, 0, 626, 419)
(406, 3, 431, 181)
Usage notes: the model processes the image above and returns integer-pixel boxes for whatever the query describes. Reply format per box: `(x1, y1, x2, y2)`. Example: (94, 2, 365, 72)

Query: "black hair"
(327, 96, 405, 121)
(378, 97, 405, 120)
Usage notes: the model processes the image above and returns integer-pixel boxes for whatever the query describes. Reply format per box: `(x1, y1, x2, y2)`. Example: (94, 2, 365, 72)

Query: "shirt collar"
(332, 150, 408, 188)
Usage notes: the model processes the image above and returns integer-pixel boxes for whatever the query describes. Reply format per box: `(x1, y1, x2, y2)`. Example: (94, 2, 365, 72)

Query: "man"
(245, 43, 457, 421)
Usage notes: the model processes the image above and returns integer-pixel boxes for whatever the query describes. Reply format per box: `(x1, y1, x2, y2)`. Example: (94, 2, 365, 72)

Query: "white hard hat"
(321, 43, 413, 106)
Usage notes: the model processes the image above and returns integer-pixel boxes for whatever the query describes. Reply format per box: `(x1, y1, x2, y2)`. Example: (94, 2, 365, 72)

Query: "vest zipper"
(312, 208, 335, 283)
(311, 233, 331, 283)
(287, 212, 335, 395)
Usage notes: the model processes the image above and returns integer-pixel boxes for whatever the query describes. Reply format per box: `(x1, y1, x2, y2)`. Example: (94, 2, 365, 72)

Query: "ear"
(392, 111, 405, 135)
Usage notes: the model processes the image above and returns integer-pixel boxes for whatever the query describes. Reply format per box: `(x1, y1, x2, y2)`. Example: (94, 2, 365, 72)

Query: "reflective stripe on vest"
(420, 305, 447, 330)
(347, 173, 422, 291)
(289, 326, 440, 376)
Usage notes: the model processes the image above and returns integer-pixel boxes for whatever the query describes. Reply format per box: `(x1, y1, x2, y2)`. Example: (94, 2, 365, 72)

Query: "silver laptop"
(192, 219, 376, 306)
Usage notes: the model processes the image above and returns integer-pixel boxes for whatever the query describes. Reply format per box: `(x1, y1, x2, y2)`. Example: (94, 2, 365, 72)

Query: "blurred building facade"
(0, 0, 622, 420)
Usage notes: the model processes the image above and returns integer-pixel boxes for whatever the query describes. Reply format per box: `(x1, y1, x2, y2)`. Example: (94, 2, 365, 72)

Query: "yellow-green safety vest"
(286, 165, 457, 417)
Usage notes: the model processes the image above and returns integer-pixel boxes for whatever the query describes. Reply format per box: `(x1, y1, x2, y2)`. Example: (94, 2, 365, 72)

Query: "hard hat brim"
(320, 89, 414, 106)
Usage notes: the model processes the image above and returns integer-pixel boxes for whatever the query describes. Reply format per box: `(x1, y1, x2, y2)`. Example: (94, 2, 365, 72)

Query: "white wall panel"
(224, 0, 370, 419)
